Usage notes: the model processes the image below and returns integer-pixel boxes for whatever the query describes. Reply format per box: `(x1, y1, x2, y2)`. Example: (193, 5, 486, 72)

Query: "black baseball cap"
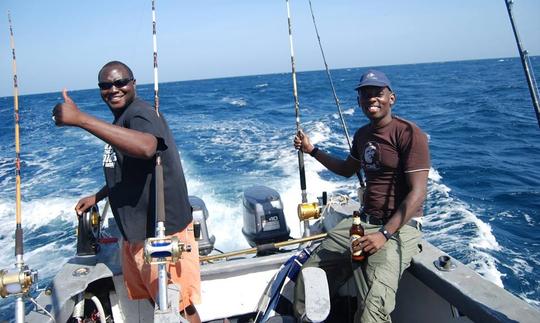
(354, 69, 392, 91)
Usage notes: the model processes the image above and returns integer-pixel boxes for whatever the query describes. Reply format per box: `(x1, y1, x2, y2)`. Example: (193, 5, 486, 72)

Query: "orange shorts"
(122, 222, 201, 311)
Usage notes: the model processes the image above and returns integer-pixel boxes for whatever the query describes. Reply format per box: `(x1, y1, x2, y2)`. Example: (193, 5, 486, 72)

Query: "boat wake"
(424, 170, 504, 287)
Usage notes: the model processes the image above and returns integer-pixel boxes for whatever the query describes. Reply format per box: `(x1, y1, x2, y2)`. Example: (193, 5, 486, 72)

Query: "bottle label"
(350, 234, 362, 256)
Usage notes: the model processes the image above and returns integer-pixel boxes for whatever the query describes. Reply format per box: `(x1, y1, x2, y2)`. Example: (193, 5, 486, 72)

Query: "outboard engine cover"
(189, 196, 215, 256)
(242, 186, 290, 247)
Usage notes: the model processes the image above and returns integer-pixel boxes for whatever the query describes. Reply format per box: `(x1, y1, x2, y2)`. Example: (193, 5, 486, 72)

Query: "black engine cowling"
(242, 186, 290, 247)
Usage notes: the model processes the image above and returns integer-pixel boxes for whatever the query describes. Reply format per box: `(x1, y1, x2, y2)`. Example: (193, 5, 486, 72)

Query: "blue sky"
(0, 0, 539, 97)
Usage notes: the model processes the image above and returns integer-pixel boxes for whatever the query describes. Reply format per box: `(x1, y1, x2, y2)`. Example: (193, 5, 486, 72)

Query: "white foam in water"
(468, 251, 504, 287)
(498, 211, 516, 219)
(308, 121, 333, 145)
(208, 120, 265, 147)
(425, 171, 504, 287)
(221, 96, 247, 107)
(23, 198, 78, 229)
(332, 107, 355, 119)
(0, 197, 74, 241)
(510, 257, 534, 276)
(179, 119, 350, 249)
(468, 217, 500, 251)
(524, 213, 533, 225)
(181, 156, 251, 252)
(192, 180, 250, 251)
(429, 168, 442, 182)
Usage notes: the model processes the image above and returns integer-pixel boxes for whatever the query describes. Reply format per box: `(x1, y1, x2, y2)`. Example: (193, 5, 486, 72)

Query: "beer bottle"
(350, 211, 365, 261)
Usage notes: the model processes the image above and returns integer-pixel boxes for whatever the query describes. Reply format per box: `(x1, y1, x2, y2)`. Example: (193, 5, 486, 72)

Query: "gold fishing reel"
(143, 236, 191, 265)
(297, 202, 321, 221)
(0, 266, 38, 298)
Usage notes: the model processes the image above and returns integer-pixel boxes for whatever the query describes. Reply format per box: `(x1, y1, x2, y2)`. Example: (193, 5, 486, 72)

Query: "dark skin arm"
(52, 89, 157, 159)
(75, 185, 109, 215)
(293, 129, 361, 177)
(353, 170, 428, 254)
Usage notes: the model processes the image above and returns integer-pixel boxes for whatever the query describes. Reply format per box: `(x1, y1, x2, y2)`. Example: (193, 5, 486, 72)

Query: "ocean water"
(0, 57, 539, 320)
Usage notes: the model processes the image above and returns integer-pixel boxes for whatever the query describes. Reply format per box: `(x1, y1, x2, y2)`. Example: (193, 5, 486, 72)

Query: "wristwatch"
(379, 226, 393, 241)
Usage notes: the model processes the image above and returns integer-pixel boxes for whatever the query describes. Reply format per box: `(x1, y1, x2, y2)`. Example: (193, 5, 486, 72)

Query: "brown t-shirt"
(351, 116, 430, 220)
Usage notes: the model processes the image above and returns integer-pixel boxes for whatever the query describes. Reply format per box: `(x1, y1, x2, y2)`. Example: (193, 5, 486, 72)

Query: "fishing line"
(307, 0, 366, 188)
(307, 0, 351, 148)
(28, 298, 56, 323)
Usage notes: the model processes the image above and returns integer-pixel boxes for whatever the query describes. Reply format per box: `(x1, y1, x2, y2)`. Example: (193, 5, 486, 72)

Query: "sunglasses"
(98, 77, 134, 90)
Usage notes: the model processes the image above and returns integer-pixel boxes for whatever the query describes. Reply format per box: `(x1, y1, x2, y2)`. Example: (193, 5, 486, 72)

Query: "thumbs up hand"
(52, 89, 82, 127)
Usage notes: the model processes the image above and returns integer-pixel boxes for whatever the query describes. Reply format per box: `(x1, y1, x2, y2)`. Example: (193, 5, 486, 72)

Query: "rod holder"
(434, 255, 456, 272)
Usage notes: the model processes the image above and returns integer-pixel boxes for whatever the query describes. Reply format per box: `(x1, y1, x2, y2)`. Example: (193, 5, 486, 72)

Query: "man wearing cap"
(293, 69, 430, 322)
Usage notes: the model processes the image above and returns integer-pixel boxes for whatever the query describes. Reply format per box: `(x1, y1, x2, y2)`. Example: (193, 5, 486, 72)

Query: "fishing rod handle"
(298, 150, 307, 193)
(155, 154, 166, 223)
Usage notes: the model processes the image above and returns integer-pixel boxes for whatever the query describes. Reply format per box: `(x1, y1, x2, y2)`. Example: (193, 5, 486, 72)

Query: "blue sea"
(1, 57, 539, 321)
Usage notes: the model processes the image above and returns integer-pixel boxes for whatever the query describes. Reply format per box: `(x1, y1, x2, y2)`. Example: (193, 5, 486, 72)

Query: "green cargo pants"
(294, 217, 422, 323)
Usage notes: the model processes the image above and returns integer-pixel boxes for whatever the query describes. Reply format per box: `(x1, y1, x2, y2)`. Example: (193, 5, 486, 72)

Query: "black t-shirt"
(351, 116, 430, 220)
(102, 98, 192, 241)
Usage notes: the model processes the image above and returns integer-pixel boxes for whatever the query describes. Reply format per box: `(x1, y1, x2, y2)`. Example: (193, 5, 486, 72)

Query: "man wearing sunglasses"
(52, 61, 201, 322)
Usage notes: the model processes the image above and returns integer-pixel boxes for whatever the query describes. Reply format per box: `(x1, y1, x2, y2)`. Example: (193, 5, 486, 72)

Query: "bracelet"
(309, 147, 319, 157)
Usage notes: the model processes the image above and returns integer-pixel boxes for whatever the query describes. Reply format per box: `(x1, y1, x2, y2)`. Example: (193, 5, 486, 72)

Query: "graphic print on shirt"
(103, 144, 117, 168)
(363, 141, 381, 171)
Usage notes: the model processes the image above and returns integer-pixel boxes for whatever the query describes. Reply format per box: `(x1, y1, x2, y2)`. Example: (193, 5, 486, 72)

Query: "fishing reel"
(297, 202, 321, 221)
(0, 265, 38, 298)
(76, 205, 101, 256)
(143, 236, 191, 265)
(297, 192, 327, 221)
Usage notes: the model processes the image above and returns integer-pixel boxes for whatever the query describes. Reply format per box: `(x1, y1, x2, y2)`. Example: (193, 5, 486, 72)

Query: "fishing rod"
(286, 0, 318, 237)
(200, 233, 327, 262)
(9, 11, 23, 273)
(307, 0, 366, 189)
(148, 0, 168, 312)
(143, 2, 189, 320)
(0, 12, 37, 323)
(504, 0, 540, 128)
